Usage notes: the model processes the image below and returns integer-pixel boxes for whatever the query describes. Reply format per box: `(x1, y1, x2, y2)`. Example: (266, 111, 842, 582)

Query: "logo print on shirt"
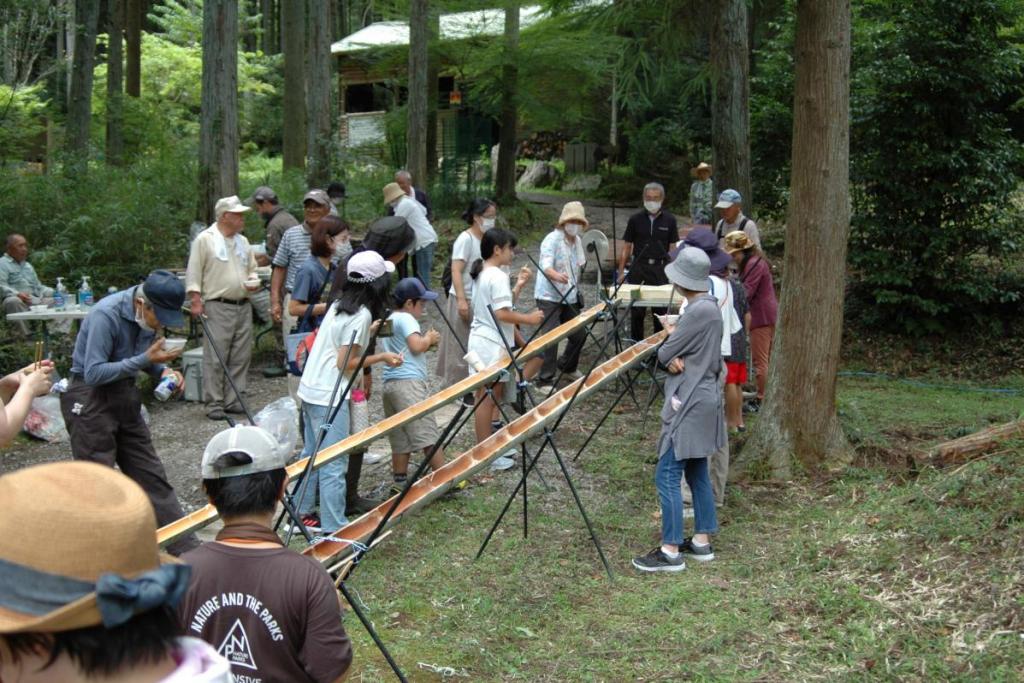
(217, 619, 258, 670)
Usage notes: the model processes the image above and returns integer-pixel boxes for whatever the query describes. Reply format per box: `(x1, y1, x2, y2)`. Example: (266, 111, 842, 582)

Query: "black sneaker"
(632, 547, 686, 573)
(744, 398, 761, 414)
(679, 537, 715, 562)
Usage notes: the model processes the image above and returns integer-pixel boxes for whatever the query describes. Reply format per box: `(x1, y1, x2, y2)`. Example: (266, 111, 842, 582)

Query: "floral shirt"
(689, 179, 714, 224)
(534, 229, 585, 303)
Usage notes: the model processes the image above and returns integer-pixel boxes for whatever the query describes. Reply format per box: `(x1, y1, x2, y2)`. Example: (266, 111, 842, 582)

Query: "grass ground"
(338, 372, 1023, 681)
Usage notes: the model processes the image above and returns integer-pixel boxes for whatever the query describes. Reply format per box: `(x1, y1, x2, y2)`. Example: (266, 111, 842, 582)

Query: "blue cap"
(714, 189, 743, 209)
(393, 277, 438, 305)
(141, 270, 186, 328)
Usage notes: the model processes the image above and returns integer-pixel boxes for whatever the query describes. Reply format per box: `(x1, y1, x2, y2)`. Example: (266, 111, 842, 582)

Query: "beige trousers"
(202, 300, 253, 411)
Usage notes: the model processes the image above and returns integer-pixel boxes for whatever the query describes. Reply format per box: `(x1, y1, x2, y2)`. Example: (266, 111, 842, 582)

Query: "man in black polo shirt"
(617, 182, 679, 341)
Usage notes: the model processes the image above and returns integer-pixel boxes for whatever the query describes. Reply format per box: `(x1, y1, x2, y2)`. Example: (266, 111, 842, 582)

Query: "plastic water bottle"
(154, 375, 178, 402)
(54, 278, 66, 310)
(78, 276, 93, 307)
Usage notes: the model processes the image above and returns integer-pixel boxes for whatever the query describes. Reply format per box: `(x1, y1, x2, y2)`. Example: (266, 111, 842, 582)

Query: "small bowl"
(244, 278, 261, 289)
(162, 338, 187, 353)
(657, 314, 680, 328)
(30, 304, 49, 313)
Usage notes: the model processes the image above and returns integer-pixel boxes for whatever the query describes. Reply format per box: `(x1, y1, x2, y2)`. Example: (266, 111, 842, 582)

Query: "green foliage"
(0, 84, 47, 164)
(848, 0, 1024, 332)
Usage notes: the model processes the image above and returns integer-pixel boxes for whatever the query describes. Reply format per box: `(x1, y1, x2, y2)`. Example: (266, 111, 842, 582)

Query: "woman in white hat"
(689, 162, 714, 225)
(633, 247, 725, 573)
(533, 201, 589, 386)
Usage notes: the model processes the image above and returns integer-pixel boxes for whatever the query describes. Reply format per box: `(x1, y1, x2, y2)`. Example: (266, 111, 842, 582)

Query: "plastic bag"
(253, 397, 299, 457)
(23, 395, 68, 443)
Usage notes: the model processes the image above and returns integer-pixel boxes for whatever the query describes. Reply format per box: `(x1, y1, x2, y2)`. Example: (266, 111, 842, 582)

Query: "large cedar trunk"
(281, 0, 306, 170)
(425, 7, 440, 183)
(66, 0, 100, 161)
(106, 0, 125, 165)
(406, 0, 429, 185)
(124, 0, 140, 97)
(710, 0, 752, 208)
(306, 0, 332, 187)
(738, 0, 852, 476)
(494, 2, 520, 204)
(260, 0, 275, 55)
(197, 0, 240, 224)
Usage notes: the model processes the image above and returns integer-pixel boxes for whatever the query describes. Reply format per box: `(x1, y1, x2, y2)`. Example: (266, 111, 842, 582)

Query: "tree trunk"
(406, 0, 429, 185)
(281, 0, 305, 170)
(66, 0, 100, 162)
(710, 0, 752, 208)
(424, 6, 440, 184)
(260, 0, 274, 54)
(106, 0, 125, 165)
(197, 0, 239, 224)
(738, 0, 852, 477)
(494, 1, 520, 204)
(306, 0, 332, 187)
(125, 0, 140, 96)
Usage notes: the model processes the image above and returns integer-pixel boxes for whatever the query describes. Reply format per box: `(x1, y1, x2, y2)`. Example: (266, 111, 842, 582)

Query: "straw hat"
(723, 230, 755, 254)
(664, 247, 711, 292)
(691, 162, 712, 177)
(382, 182, 406, 205)
(557, 201, 589, 228)
(0, 462, 188, 634)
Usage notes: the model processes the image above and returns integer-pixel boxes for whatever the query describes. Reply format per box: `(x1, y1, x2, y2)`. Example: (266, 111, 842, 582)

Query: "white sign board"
(346, 113, 385, 146)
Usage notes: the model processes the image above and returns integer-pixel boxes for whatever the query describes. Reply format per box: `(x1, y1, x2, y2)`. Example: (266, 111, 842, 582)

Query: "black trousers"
(60, 378, 199, 556)
(627, 265, 667, 342)
(536, 299, 587, 380)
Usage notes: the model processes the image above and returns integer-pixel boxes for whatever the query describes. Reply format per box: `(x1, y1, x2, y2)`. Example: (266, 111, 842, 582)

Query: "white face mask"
(564, 223, 580, 237)
(134, 302, 155, 333)
(480, 217, 495, 232)
(644, 201, 662, 214)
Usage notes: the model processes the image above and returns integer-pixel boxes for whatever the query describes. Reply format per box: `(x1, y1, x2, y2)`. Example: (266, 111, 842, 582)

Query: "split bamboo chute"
(157, 303, 607, 546)
(302, 329, 667, 568)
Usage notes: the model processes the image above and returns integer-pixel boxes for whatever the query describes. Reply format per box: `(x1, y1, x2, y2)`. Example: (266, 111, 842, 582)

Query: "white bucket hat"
(664, 247, 711, 292)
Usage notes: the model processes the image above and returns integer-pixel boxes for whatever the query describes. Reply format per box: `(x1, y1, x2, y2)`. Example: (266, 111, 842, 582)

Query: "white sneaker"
(490, 451, 517, 471)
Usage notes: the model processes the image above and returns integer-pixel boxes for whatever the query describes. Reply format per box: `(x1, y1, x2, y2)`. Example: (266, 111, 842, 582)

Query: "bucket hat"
(0, 462, 190, 634)
(683, 227, 732, 274)
(557, 201, 589, 228)
(664, 247, 711, 292)
(382, 182, 406, 205)
(691, 162, 712, 177)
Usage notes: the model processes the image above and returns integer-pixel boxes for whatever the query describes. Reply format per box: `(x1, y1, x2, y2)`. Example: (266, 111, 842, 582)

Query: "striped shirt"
(272, 224, 313, 293)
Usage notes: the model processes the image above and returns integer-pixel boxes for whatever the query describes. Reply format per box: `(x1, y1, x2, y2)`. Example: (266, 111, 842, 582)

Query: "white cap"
(214, 195, 252, 219)
(201, 426, 287, 479)
(347, 250, 396, 284)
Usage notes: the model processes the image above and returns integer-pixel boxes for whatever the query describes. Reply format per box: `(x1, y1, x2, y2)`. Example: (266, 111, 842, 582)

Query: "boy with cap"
(60, 269, 198, 556)
(179, 426, 353, 683)
(381, 277, 444, 495)
(0, 461, 231, 682)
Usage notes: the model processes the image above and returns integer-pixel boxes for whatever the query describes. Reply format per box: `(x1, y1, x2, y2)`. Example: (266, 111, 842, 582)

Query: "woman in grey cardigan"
(633, 247, 726, 573)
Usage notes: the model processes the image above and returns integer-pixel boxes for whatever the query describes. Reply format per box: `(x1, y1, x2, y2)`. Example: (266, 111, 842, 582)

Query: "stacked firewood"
(517, 132, 568, 161)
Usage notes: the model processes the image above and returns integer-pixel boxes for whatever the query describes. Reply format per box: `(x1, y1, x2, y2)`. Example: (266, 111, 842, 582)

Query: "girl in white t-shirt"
(294, 251, 404, 534)
(467, 228, 545, 444)
(436, 198, 492, 391)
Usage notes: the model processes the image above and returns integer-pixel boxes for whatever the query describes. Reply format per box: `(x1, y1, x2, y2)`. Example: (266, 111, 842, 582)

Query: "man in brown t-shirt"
(179, 426, 352, 682)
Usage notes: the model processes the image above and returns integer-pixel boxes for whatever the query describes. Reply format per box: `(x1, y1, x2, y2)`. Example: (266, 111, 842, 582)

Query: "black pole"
(336, 581, 408, 682)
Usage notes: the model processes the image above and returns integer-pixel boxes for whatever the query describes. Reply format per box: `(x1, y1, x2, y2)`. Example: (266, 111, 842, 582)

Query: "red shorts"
(725, 361, 748, 385)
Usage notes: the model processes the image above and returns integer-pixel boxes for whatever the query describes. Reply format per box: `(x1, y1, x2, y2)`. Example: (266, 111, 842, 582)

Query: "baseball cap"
(714, 189, 743, 209)
(247, 186, 278, 204)
(393, 277, 438, 305)
(141, 270, 186, 328)
(201, 426, 287, 480)
(303, 189, 331, 206)
(214, 195, 252, 218)
(347, 250, 396, 284)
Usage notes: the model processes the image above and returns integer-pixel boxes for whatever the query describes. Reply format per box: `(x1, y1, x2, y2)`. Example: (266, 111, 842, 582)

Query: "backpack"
(716, 216, 749, 240)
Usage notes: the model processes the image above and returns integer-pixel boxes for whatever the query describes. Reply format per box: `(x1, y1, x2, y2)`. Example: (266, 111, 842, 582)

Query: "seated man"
(0, 233, 53, 336)
(0, 461, 231, 682)
(179, 425, 353, 683)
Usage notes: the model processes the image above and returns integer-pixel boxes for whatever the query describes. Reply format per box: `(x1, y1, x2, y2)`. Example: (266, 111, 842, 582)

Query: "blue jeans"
(655, 445, 718, 544)
(413, 243, 435, 287)
(294, 401, 350, 532)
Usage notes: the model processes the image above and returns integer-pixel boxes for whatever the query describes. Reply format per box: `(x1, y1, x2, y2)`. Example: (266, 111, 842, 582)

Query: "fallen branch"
(916, 419, 1024, 468)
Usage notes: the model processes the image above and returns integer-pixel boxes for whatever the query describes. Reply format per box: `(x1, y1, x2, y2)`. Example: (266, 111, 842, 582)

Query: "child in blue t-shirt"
(381, 278, 444, 495)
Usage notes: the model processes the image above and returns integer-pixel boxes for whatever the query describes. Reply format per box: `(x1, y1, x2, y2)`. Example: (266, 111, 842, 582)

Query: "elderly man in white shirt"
(383, 182, 437, 287)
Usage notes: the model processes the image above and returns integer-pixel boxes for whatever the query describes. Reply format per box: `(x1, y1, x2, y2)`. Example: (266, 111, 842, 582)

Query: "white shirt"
(393, 196, 437, 252)
(449, 230, 482, 298)
(298, 304, 371, 406)
(675, 276, 741, 357)
(469, 265, 514, 347)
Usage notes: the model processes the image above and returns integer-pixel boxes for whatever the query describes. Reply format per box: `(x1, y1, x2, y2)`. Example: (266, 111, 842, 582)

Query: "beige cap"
(214, 195, 252, 219)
